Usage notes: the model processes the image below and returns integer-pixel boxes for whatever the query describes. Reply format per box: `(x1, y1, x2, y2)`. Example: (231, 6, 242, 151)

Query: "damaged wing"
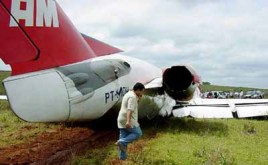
(173, 99, 268, 118)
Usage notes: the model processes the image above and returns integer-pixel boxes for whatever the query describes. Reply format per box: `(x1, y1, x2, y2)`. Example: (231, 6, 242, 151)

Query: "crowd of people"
(202, 90, 265, 99)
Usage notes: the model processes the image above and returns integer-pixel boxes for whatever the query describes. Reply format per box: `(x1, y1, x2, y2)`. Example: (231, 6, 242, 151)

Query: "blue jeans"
(118, 126, 142, 160)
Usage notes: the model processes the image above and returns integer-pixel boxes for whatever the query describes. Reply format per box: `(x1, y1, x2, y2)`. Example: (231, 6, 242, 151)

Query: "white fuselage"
(3, 54, 162, 122)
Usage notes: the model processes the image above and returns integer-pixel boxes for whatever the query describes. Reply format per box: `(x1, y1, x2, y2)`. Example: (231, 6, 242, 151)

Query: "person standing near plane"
(239, 90, 244, 99)
(116, 82, 145, 160)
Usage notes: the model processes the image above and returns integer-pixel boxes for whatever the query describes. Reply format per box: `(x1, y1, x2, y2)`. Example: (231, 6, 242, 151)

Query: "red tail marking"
(0, 2, 38, 64)
(0, 0, 96, 75)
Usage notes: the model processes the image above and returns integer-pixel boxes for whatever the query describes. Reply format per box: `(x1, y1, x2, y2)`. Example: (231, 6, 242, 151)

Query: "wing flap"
(173, 106, 234, 118)
(236, 106, 268, 118)
(172, 99, 268, 119)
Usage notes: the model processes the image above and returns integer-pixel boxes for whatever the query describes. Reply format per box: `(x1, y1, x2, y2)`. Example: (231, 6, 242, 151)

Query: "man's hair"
(133, 82, 145, 91)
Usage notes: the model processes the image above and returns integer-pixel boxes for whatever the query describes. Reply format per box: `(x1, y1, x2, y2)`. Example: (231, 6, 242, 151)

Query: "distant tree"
(203, 82, 211, 85)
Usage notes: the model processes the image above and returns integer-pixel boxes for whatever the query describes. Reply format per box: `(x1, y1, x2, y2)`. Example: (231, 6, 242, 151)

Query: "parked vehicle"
(212, 91, 227, 99)
(243, 90, 264, 99)
(203, 92, 213, 98)
(203, 91, 226, 99)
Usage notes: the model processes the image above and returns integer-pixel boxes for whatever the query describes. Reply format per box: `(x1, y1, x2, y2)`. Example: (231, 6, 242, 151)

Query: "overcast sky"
(1, 0, 268, 89)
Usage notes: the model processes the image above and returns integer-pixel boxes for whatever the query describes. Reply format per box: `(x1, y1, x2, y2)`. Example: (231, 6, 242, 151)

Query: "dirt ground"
(0, 119, 118, 165)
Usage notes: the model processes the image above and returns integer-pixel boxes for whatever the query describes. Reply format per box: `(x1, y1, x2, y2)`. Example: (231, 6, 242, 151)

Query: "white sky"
(2, 0, 268, 89)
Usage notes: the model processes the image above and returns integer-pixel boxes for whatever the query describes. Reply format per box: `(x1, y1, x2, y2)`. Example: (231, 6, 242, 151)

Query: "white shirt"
(117, 90, 139, 128)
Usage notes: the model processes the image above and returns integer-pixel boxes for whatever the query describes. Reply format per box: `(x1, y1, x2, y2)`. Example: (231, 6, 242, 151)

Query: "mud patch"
(0, 104, 120, 164)
(0, 126, 96, 164)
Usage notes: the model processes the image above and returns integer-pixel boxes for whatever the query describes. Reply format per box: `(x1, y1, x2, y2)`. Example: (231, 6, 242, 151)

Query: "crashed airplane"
(0, 0, 268, 122)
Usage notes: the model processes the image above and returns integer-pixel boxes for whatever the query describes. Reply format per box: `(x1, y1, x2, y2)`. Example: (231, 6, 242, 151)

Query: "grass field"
(0, 71, 10, 95)
(0, 100, 59, 148)
(71, 117, 268, 165)
(1, 73, 268, 164)
(1, 97, 268, 164)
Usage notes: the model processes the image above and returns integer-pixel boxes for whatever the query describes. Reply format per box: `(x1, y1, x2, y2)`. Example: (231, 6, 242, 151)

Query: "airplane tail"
(0, 0, 121, 76)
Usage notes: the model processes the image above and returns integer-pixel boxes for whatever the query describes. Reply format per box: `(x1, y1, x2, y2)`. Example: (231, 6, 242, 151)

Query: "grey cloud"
(44, 1, 268, 88)
(112, 23, 149, 38)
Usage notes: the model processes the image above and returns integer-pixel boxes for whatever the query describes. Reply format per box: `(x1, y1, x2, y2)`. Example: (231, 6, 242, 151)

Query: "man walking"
(116, 82, 145, 160)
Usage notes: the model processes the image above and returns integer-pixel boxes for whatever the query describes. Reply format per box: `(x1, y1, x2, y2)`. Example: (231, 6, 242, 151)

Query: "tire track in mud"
(0, 111, 119, 165)
(0, 125, 117, 165)
(33, 129, 117, 165)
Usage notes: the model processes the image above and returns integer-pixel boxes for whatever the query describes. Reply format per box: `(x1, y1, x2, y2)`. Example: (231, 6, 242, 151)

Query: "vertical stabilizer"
(0, 0, 96, 75)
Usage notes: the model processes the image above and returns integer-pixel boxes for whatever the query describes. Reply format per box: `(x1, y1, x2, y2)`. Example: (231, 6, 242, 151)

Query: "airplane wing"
(143, 80, 268, 119)
(145, 77, 162, 89)
(0, 95, 7, 100)
(144, 76, 268, 119)
(173, 98, 268, 118)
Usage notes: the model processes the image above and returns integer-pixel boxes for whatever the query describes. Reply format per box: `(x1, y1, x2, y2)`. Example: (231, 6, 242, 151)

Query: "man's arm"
(126, 110, 133, 128)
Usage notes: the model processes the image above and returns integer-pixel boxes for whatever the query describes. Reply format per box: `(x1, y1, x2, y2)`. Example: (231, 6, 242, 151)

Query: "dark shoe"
(117, 142, 127, 152)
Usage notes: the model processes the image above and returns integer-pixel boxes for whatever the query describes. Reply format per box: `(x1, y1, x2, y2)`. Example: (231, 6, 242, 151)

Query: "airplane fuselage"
(3, 54, 162, 122)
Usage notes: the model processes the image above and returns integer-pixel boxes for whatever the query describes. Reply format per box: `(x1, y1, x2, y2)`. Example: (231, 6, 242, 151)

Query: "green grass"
(142, 118, 268, 165)
(1, 72, 268, 164)
(0, 73, 60, 148)
(0, 100, 59, 148)
(0, 71, 10, 95)
(71, 118, 268, 165)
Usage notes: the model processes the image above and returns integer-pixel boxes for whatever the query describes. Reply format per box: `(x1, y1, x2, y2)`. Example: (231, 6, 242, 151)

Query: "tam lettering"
(9, 0, 59, 27)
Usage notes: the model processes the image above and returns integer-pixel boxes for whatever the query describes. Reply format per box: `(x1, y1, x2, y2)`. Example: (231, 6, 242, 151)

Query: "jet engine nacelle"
(3, 69, 119, 122)
(163, 65, 201, 101)
(3, 70, 70, 122)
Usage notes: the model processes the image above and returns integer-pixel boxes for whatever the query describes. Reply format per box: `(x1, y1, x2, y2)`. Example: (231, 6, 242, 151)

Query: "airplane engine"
(3, 71, 71, 122)
(163, 65, 201, 101)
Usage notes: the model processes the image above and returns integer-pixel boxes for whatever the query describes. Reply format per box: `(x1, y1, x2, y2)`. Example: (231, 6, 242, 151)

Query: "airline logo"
(9, 0, 59, 27)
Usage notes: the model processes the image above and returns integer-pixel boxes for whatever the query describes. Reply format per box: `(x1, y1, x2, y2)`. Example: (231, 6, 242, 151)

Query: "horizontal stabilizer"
(82, 34, 123, 56)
